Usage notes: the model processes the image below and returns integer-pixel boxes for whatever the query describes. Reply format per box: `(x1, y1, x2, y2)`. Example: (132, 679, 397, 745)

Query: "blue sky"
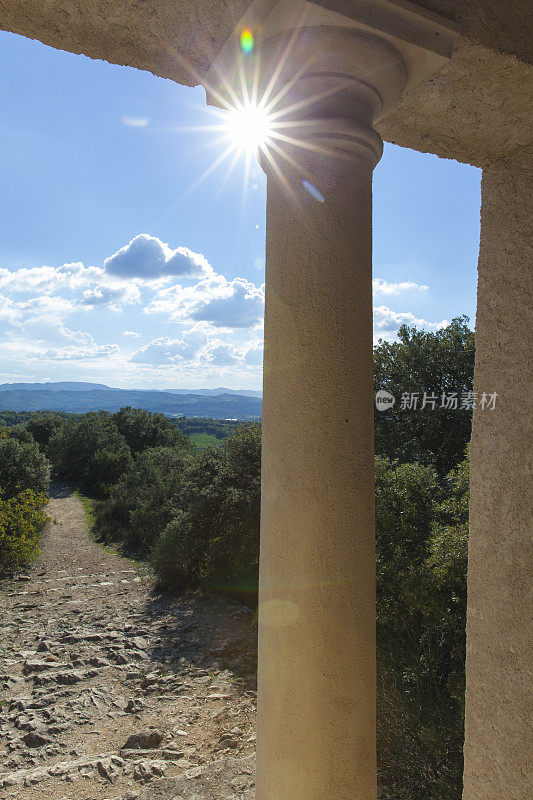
(0, 31, 481, 390)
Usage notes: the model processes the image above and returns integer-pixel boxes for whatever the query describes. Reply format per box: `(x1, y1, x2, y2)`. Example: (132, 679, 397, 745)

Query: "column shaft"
(463, 153, 533, 799)
(257, 152, 377, 799)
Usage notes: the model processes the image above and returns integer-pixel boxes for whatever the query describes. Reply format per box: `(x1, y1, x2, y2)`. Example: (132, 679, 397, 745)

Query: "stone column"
(255, 27, 405, 800)
(463, 152, 533, 800)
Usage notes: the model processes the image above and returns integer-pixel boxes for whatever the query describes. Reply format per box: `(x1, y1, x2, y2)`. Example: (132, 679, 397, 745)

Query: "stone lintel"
(203, 0, 459, 112)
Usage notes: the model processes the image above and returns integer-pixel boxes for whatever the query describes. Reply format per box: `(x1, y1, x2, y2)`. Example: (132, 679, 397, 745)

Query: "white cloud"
(123, 330, 142, 337)
(0, 261, 142, 315)
(372, 278, 428, 296)
(190, 278, 264, 328)
(104, 234, 212, 280)
(130, 330, 253, 370)
(374, 305, 448, 341)
(244, 344, 264, 366)
(1, 323, 120, 363)
(0, 293, 20, 323)
(130, 333, 201, 366)
(44, 343, 119, 360)
(122, 116, 150, 128)
(147, 275, 264, 329)
(208, 344, 239, 366)
(80, 284, 141, 310)
(6, 295, 78, 323)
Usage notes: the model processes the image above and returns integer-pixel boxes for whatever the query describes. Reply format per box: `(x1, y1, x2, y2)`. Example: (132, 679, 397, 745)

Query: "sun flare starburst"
(223, 102, 273, 155)
(172, 23, 336, 208)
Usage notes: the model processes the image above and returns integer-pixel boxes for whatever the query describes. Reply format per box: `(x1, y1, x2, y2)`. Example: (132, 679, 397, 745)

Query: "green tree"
(374, 316, 475, 475)
(25, 412, 65, 454)
(0, 438, 50, 499)
(112, 407, 192, 454)
(48, 412, 132, 497)
(152, 423, 261, 595)
(95, 446, 189, 549)
(375, 452, 469, 800)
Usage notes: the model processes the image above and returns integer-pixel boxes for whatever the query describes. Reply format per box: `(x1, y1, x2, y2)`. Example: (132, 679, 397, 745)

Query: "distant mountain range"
(0, 382, 262, 419)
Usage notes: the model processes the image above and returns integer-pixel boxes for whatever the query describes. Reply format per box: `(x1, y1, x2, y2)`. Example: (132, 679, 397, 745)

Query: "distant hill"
(161, 387, 262, 398)
(0, 382, 262, 419)
(0, 381, 113, 393)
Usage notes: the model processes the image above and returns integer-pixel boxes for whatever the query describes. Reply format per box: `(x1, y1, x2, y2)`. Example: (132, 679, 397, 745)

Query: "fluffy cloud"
(80, 284, 141, 309)
(373, 278, 428, 295)
(44, 343, 119, 360)
(244, 344, 264, 366)
(208, 344, 239, 366)
(374, 305, 448, 340)
(131, 331, 245, 369)
(123, 330, 142, 337)
(147, 276, 264, 329)
(1, 323, 120, 363)
(0, 261, 141, 314)
(130, 334, 200, 366)
(104, 234, 212, 280)
(190, 279, 264, 328)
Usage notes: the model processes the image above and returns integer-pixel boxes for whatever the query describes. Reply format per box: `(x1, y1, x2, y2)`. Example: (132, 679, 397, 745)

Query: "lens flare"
(240, 29, 254, 54)
(225, 102, 273, 155)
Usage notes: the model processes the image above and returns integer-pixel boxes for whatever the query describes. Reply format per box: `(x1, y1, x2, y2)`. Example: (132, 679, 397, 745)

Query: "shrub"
(375, 453, 469, 800)
(374, 316, 475, 475)
(48, 413, 132, 497)
(0, 488, 49, 574)
(25, 413, 65, 455)
(152, 423, 261, 595)
(0, 424, 35, 445)
(0, 438, 50, 499)
(95, 446, 189, 549)
(112, 407, 192, 454)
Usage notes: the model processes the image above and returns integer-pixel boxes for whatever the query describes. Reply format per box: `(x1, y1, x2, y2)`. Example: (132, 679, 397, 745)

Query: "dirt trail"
(0, 485, 256, 799)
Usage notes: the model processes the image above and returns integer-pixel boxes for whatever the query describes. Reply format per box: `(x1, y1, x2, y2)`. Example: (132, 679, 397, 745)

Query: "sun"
(224, 101, 273, 155)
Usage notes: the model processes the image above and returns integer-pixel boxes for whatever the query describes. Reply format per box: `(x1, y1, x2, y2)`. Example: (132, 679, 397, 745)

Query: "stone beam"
(0, 0, 253, 86)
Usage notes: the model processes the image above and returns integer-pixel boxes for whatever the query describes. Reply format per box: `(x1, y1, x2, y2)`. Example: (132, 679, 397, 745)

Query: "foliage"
(374, 316, 474, 475)
(0, 438, 50, 499)
(0, 411, 36, 426)
(0, 321, 473, 797)
(48, 412, 132, 497)
(25, 412, 66, 455)
(0, 424, 35, 445)
(376, 452, 469, 799)
(152, 423, 261, 595)
(0, 488, 49, 574)
(95, 447, 190, 549)
(112, 407, 192, 454)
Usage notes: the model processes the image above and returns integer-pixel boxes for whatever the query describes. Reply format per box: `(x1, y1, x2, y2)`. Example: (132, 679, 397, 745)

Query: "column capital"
(203, 0, 458, 171)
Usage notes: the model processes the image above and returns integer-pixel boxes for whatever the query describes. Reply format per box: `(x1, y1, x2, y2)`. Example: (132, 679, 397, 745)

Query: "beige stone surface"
(257, 138, 378, 798)
(0, 0, 251, 85)
(464, 151, 533, 800)
(377, 36, 533, 167)
(315, 0, 532, 63)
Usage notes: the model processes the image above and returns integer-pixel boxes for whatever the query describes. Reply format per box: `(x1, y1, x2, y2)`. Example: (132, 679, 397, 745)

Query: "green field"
(189, 433, 223, 448)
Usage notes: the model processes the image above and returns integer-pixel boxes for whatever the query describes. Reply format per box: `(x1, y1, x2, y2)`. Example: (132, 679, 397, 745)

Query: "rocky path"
(0, 485, 256, 799)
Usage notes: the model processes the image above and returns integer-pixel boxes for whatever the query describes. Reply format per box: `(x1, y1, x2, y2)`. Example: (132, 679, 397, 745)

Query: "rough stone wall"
(409, 0, 532, 63)
(313, 1, 532, 63)
(0, 0, 251, 85)
(463, 150, 533, 800)
(376, 37, 533, 167)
